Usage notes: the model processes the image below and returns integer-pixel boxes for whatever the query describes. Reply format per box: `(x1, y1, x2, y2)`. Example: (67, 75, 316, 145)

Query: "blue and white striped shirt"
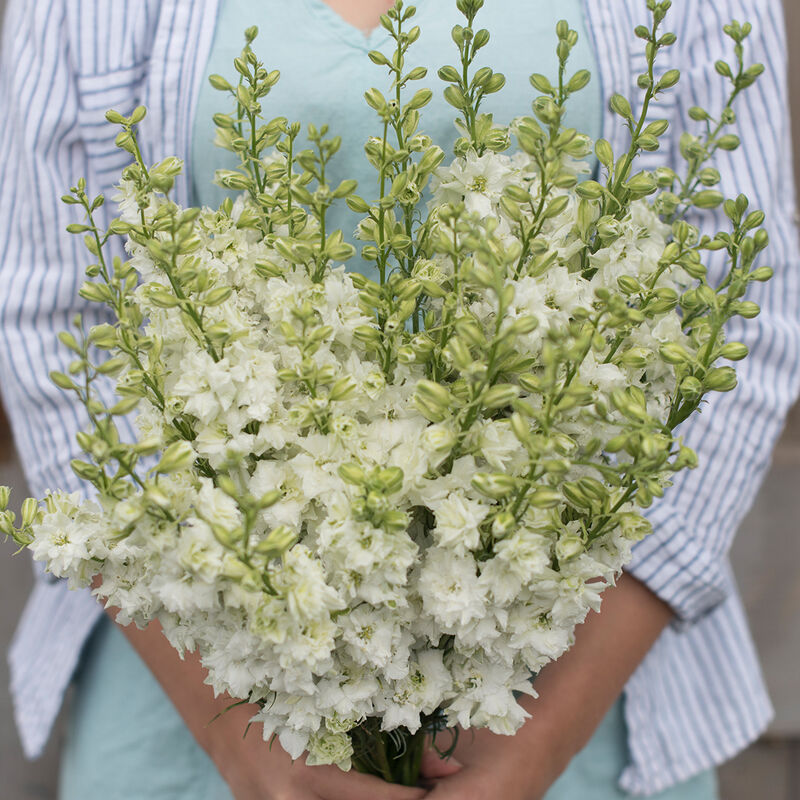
(0, 0, 797, 795)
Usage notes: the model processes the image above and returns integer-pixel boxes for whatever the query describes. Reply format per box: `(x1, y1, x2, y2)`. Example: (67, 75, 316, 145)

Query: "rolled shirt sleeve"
(0, 1, 143, 501)
(0, 0, 149, 758)
(628, 0, 800, 624)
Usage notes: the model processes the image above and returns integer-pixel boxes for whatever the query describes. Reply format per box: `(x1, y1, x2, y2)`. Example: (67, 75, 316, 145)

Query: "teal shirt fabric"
(191, 0, 603, 280)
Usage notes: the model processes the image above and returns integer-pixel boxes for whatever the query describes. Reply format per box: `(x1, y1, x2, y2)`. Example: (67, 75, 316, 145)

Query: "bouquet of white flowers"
(1, 0, 768, 786)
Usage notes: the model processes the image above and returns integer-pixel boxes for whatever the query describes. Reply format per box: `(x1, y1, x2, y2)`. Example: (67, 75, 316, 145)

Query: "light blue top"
(191, 0, 603, 278)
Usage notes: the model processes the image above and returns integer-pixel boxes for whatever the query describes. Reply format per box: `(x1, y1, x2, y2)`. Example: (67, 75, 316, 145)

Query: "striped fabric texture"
(0, 0, 797, 794)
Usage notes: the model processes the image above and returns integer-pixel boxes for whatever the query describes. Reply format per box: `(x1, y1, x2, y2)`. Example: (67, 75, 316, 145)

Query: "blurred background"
(1, 1, 799, 798)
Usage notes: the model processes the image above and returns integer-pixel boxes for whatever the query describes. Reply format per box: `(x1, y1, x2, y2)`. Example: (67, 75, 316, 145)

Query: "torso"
(320, 0, 397, 34)
(191, 0, 603, 278)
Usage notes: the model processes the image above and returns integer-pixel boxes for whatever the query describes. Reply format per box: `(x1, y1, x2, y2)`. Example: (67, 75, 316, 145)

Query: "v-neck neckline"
(302, 0, 423, 50)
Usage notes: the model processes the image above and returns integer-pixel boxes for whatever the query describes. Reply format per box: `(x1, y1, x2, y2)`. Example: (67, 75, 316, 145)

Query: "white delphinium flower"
(492, 525, 553, 582)
(429, 491, 488, 553)
(418, 548, 487, 631)
(447, 655, 535, 734)
(276, 545, 344, 625)
(28, 491, 104, 586)
(474, 419, 528, 471)
(377, 649, 453, 732)
(306, 730, 354, 770)
(431, 150, 513, 217)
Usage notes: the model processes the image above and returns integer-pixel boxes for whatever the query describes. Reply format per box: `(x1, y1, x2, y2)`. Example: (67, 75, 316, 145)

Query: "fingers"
(418, 772, 480, 800)
(303, 763, 427, 800)
(419, 749, 463, 779)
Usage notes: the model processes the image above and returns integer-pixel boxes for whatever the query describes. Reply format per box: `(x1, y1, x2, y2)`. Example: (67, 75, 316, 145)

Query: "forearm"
(432, 573, 673, 799)
(516, 573, 673, 785)
(94, 592, 427, 800)
(107, 609, 259, 769)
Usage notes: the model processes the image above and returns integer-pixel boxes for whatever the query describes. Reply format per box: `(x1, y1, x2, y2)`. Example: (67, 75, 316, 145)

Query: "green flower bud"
(329, 377, 357, 402)
(575, 180, 603, 200)
(692, 190, 724, 209)
(0, 486, 10, 511)
(659, 343, 691, 364)
(698, 167, 721, 186)
(657, 69, 680, 90)
(529, 73, 554, 95)
(735, 301, 761, 319)
(528, 487, 562, 508)
(255, 490, 281, 510)
(556, 535, 583, 561)
(216, 475, 238, 497)
(605, 434, 628, 453)
(71, 459, 103, 482)
(471, 472, 516, 499)
(717, 134, 740, 151)
(673, 445, 699, 470)
(424, 425, 457, 452)
(620, 348, 649, 369)
(563, 482, 593, 509)
(748, 266, 773, 282)
(376, 467, 404, 494)
(145, 287, 180, 308)
(154, 441, 195, 474)
(703, 366, 737, 392)
(108, 396, 141, 415)
(338, 463, 365, 486)
(679, 375, 703, 401)
(411, 334, 435, 360)
(208, 74, 233, 91)
(105, 109, 127, 125)
(617, 275, 641, 295)
(21, 498, 39, 528)
(482, 383, 519, 411)
(491, 511, 516, 537)
(566, 69, 591, 94)
(715, 60, 733, 78)
(453, 317, 485, 347)
(438, 65, 461, 83)
(0, 511, 16, 538)
(50, 371, 78, 392)
(78, 281, 113, 304)
(445, 338, 473, 371)
(415, 380, 453, 411)
(608, 95, 632, 124)
(595, 139, 614, 168)
(353, 325, 382, 348)
(255, 525, 297, 557)
(365, 490, 389, 515)
(212, 523, 245, 550)
(618, 513, 652, 541)
(625, 171, 657, 196)
(719, 342, 748, 361)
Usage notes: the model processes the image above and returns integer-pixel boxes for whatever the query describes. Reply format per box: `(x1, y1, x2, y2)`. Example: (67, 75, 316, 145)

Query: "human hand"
(208, 702, 429, 800)
(418, 722, 550, 800)
(109, 608, 426, 800)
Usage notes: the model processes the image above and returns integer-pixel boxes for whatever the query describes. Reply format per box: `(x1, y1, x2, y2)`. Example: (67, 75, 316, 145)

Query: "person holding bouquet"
(0, 1, 797, 799)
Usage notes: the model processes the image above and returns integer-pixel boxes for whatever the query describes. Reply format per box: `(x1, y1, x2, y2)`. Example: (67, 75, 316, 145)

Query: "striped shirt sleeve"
(628, 0, 800, 624)
(0, 0, 144, 504)
(0, 0, 155, 759)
